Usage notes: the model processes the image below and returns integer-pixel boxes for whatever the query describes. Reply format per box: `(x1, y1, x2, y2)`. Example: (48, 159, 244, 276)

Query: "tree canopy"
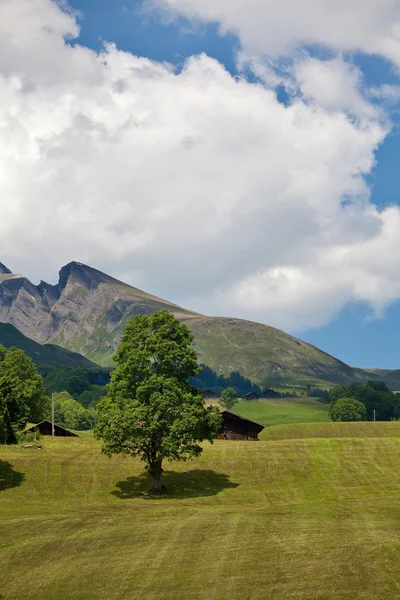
(44, 367, 91, 398)
(219, 387, 238, 410)
(329, 381, 400, 421)
(190, 364, 261, 397)
(53, 392, 93, 430)
(95, 310, 222, 492)
(0, 345, 49, 443)
(330, 397, 367, 422)
(78, 385, 107, 408)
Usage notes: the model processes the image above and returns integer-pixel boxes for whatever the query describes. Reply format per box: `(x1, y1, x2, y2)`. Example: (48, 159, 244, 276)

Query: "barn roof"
(221, 410, 265, 430)
(25, 420, 79, 437)
(243, 391, 259, 397)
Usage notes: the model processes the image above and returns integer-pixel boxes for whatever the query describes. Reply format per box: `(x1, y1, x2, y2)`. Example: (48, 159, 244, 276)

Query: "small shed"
(263, 388, 280, 399)
(202, 389, 218, 399)
(217, 410, 264, 441)
(25, 420, 78, 437)
(243, 391, 260, 401)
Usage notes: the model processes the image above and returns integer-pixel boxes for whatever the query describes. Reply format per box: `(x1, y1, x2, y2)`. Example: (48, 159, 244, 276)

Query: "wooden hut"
(243, 391, 260, 401)
(25, 420, 78, 437)
(217, 410, 264, 441)
(202, 389, 218, 399)
(262, 388, 280, 399)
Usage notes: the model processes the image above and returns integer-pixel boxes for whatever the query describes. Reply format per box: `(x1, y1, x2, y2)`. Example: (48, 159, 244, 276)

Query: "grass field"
(3, 425, 400, 599)
(260, 420, 400, 440)
(233, 397, 330, 427)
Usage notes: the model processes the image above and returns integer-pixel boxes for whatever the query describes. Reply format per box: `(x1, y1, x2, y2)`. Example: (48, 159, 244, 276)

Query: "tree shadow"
(0, 460, 25, 492)
(112, 469, 239, 500)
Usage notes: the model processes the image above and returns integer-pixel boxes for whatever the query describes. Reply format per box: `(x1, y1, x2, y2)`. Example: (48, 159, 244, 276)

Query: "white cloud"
(0, 0, 399, 331)
(152, 0, 400, 67)
(370, 84, 400, 103)
(293, 58, 379, 119)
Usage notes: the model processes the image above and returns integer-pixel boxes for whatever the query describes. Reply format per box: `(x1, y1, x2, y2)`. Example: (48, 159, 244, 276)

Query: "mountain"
(0, 322, 101, 372)
(0, 261, 399, 388)
(0, 261, 199, 364)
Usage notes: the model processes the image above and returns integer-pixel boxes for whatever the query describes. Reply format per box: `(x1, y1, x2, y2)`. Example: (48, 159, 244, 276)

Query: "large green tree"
(0, 345, 49, 443)
(330, 397, 367, 422)
(95, 310, 222, 492)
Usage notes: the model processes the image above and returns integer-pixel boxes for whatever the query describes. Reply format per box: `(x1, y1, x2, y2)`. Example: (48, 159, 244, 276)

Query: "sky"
(1, 0, 400, 368)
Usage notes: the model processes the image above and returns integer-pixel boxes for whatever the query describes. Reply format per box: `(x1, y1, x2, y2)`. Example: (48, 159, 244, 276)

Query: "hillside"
(1, 260, 400, 387)
(233, 397, 330, 427)
(0, 322, 100, 372)
(260, 420, 400, 441)
(3, 432, 400, 599)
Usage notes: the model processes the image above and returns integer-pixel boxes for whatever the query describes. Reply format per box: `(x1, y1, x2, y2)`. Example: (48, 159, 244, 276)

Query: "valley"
(2, 426, 400, 599)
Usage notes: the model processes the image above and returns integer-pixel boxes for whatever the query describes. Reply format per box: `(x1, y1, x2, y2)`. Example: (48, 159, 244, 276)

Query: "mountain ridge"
(0, 261, 399, 388)
(0, 322, 101, 372)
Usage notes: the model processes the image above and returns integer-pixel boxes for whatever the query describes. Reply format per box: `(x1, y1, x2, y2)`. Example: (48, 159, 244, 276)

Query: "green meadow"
(234, 397, 330, 427)
(2, 423, 400, 599)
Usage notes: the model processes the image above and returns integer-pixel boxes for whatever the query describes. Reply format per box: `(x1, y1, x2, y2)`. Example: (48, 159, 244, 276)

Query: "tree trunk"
(149, 461, 164, 493)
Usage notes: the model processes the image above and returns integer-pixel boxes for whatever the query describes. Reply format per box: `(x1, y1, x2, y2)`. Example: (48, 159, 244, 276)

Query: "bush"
(18, 429, 42, 443)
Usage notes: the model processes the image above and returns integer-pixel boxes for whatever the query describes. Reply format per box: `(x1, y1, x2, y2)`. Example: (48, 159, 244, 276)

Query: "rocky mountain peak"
(0, 263, 12, 275)
(58, 261, 122, 292)
(58, 261, 102, 291)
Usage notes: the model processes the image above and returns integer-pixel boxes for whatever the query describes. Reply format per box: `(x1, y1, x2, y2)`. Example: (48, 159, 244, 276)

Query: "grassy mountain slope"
(3, 431, 400, 599)
(185, 314, 372, 386)
(0, 323, 100, 372)
(1, 261, 400, 387)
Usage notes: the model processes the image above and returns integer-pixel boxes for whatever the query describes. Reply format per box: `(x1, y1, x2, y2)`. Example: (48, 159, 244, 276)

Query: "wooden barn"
(217, 410, 264, 441)
(202, 389, 218, 399)
(25, 420, 78, 437)
(263, 388, 280, 399)
(243, 391, 260, 401)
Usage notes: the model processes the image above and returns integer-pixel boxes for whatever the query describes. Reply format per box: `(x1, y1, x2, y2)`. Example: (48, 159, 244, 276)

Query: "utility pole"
(52, 393, 55, 436)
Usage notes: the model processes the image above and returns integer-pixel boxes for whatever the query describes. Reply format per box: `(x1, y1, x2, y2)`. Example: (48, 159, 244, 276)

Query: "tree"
(53, 391, 92, 430)
(44, 367, 91, 399)
(330, 397, 367, 422)
(190, 364, 261, 397)
(330, 380, 400, 421)
(78, 385, 107, 408)
(219, 387, 238, 410)
(95, 310, 222, 493)
(329, 385, 349, 406)
(0, 345, 49, 443)
(367, 380, 389, 393)
(0, 394, 6, 444)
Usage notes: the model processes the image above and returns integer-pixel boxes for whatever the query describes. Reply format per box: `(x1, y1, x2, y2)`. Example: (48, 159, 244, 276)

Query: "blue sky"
(2, 0, 400, 369)
(64, 0, 400, 368)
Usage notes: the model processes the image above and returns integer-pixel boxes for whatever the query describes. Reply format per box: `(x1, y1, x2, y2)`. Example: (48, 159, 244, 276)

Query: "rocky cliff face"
(0, 261, 398, 387)
(0, 262, 198, 365)
(0, 263, 12, 275)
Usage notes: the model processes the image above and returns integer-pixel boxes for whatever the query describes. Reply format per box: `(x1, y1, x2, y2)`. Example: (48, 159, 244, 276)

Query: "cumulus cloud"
(152, 0, 400, 67)
(293, 58, 379, 119)
(0, 0, 399, 331)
